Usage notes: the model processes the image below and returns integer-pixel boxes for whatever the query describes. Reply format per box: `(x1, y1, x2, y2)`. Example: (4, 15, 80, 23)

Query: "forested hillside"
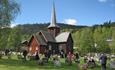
(0, 22, 115, 54)
(17, 23, 86, 35)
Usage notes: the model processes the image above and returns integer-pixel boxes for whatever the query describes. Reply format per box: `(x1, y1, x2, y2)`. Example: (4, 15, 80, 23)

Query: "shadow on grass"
(0, 59, 77, 70)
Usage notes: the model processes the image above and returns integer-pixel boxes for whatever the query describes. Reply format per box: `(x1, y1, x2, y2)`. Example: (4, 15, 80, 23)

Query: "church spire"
(47, 2, 60, 37)
(48, 2, 59, 28)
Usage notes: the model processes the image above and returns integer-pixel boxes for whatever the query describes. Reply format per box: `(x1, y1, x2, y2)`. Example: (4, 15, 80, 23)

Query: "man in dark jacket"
(99, 53, 107, 70)
(22, 50, 28, 61)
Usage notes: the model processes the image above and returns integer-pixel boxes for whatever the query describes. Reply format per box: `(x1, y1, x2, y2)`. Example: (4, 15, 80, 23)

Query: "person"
(5, 49, 10, 56)
(75, 52, 80, 63)
(35, 52, 39, 60)
(74, 52, 80, 70)
(48, 50, 52, 59)
(99, 53, 107, 70)
(66, 52, 74, 65)
(60, 50, 64, 58)
(22, 50, 28, 61)
(91, 57, 96, 67)
(44, 50, 49, 59)
(44, 50, 49, 63)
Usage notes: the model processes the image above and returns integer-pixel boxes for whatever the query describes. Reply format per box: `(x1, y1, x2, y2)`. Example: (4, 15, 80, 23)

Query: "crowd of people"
(10, 49, 109, 70)
(0, 49, 110, 70)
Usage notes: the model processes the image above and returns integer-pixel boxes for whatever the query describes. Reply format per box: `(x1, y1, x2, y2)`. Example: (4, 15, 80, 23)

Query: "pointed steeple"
(47, 2, 60, 37)
(48, 2, 59, 28)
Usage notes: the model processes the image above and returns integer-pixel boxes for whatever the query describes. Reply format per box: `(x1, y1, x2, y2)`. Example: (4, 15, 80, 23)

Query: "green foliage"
(94, 26, 112, 53)
(0, 22, 115, 54)
(0, 0, 20, 27)
(0, 23, 85, 50)
(0, 28, 11, 49)
(73, 22, 115, 54)
(7, 27, 22, 49)
(73, 27, 95, 54)
(111, 27, 115, 53)
(0, 27, 22, 49)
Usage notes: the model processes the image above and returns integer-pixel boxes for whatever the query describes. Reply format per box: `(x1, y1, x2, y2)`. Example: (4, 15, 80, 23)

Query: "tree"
(0, 28, 11, 49)
(72, 30, 81, 52)
(0, 26, 22, 50)
(111, 27, 115, 53)
(78, 28, 94, 54)
(7, 27, 22, 49)
(93, 26, 111, 53)
(0, 0, 20, 27)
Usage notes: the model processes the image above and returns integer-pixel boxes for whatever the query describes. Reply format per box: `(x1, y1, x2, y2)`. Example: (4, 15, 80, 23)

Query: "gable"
(28, 34, 47, 46)
(34, 32, 47, 46)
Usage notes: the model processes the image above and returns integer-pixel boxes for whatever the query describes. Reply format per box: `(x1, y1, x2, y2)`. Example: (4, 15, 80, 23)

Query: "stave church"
(26, 3, 73, 56)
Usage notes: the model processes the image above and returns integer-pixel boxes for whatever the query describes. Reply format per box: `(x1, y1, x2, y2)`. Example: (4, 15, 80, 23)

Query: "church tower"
(47, 3, 60, 37)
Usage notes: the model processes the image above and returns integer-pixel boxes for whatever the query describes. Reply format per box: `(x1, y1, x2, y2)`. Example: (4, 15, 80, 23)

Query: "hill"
(17, 23, 87, 35)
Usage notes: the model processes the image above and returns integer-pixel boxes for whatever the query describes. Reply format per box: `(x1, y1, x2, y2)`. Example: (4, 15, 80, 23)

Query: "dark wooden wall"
(66, 34, 73, 54)
(29, 36, 40, 55)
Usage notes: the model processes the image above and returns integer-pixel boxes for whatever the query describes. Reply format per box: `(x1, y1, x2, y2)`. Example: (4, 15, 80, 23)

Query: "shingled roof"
(34, 31, 71, 44)
(40, 31, 56, 43)
(34, 32, 47, 46)
(55, 32, 70, 43)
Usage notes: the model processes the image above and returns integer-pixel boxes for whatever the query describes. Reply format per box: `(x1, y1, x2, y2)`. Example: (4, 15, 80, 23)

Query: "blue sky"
(12, 0, 115, 26)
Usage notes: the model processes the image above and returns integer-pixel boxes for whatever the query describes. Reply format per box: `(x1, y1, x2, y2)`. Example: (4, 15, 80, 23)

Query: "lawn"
(0, 55, 112, 70)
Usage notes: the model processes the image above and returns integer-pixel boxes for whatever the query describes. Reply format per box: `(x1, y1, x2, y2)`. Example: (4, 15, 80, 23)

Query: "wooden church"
(28, 4, 73, 55)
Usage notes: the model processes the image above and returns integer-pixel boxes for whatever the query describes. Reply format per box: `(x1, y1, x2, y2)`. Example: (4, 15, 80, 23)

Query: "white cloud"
(10, 24, 17, 28)
(63, 19, 77, 25)
(98, 0, 107, 2)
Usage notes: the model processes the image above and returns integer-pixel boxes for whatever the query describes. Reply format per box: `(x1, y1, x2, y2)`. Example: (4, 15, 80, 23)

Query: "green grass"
(0, 55, 112, 70)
